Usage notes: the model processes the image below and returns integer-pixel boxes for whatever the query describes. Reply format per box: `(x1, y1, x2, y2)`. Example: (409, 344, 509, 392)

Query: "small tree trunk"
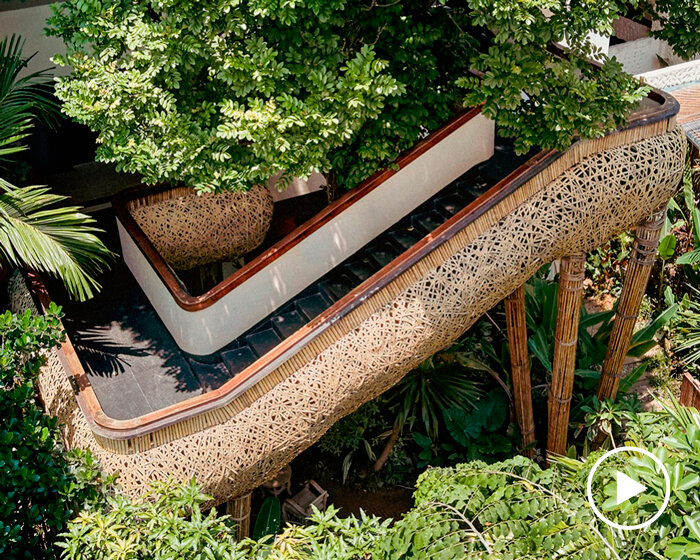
(374, 422, 402, 472)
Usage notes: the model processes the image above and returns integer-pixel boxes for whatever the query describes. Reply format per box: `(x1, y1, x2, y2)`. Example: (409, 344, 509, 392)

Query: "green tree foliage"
(48, 0, 687, 194)
(0, 307, 107, 559)
(643, 0, 700, 60)
(387, 456, 615, 559)
(59, 479, 241, 560)
(48, 0, 407, 193)
(457, 0, 650, 154)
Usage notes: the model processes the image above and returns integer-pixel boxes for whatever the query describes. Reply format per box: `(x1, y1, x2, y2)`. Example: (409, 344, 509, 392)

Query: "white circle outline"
(586, 445, 670, 531)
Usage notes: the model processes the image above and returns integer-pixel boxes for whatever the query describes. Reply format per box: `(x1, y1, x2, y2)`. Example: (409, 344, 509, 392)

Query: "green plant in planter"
(49, 0, 690, 194)
(47, 1, 408, 193)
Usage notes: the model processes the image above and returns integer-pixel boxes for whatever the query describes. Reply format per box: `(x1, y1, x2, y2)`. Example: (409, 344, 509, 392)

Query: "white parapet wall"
(0, 1, 67, 77)
(119, 113, 496, 356)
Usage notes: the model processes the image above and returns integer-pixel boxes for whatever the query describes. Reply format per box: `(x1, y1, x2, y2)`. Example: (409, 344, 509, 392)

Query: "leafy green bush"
(48, 0, 688, 192)
(247, 506, 392, 560)
(48, 1, 473, 193)
(390, 401, 700, 559)
(0, 307, 107, 559)
(58, 402, 699, 559)
(318, 401, 382, 457)
(457, 0, 650, 154)
(59, 478, 240, 560)
(643, 0, 700, 59)
(387, 456, 613, 559)
(672, 288, 700, 369)
(413, 388, 513, 468)
(557, 399, 700, 560)
(585, 233, 633, 296)
(387, 352, 483, 442)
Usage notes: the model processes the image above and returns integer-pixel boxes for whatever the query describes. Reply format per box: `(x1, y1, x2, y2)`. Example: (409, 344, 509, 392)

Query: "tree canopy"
(48, 1, 700, 193)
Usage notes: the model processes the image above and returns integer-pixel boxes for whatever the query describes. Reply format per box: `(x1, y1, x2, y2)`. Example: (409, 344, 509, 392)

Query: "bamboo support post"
(597, 211, 664, 402)
(226, 492, 252, 541)
(505, 286, 535, 457)
(547, 254, 586, 460)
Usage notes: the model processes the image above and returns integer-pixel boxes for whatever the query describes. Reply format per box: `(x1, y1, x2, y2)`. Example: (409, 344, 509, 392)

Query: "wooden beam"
(547, 254, 586, 460)
(597, 211, 664, 402)
(680, 372, 700, 409)
(505, 285, 535, 457)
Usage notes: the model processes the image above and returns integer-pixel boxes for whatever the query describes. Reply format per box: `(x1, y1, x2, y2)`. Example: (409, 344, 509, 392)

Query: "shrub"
(318, 401, 382, 457)
(48, 1, 681, 193)
(0, 307, 107, 559)
(59, 478, 242, 560)
(47, 1, 410, 193)
(644, 0, 700, 59)
(58, 402, 699, 559)
(390, 401, 700, 559)
(457, 0, 650, 154)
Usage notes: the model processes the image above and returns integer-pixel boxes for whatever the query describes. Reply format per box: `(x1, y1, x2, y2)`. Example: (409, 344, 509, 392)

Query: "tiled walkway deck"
(53, 138, 529, 421)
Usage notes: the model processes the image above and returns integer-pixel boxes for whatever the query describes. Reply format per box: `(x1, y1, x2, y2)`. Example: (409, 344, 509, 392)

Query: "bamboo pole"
(226, 491, 252, 540)
(547, 254, 586, 460)
(597, 211, 664, 401)
(505, 285, 535, 457)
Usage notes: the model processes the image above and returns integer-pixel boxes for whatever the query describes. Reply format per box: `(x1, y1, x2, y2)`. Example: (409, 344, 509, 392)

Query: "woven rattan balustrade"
(10, 89, 685, 506)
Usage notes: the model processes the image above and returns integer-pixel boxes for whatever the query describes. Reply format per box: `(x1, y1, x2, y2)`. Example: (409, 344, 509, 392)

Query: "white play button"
(615, 470, 647, 505)
(587, 446, 671, 530)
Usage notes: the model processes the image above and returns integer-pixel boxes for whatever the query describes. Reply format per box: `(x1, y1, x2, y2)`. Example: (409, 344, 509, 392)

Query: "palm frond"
(0, 34, 59, 163)
(0, 178, 113, 300)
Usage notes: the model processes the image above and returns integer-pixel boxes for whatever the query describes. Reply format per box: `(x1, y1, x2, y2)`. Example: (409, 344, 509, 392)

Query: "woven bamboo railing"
(505, 286, 535, 457)
(547, 254, 586, 459)
(10, 122, 685, 505)
(597, 211, 665, 401)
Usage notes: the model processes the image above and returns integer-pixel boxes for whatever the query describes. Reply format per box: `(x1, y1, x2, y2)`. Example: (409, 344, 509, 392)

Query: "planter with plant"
(46, 0, 685, 355)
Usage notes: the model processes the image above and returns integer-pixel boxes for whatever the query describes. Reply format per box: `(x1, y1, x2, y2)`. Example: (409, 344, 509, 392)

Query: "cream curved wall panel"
(119, 114, 496, 355)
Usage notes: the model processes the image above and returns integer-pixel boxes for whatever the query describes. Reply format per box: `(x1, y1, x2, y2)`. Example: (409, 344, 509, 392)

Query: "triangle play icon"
(615, 470, 647, 506)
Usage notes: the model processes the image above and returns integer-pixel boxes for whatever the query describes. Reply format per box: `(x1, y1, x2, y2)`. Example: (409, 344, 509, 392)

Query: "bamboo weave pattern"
(129, 184, 273, 270)
(13, 127, 686, 504)
(547, 254, 586, 459)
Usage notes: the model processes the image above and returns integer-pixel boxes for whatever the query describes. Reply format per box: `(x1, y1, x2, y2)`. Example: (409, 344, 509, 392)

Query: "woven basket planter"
(126, 184, 273, 271)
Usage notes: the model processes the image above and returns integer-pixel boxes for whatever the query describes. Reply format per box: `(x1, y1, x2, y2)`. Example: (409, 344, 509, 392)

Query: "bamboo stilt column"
(226, 492, 252, 540)
(505, 286, 535, 457)
(547, 254, 586, 460)
(597, 211, 664, 401)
